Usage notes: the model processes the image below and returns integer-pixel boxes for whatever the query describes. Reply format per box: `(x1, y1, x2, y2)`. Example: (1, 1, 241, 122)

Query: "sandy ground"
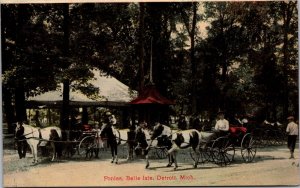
(3, 142, 300, 187)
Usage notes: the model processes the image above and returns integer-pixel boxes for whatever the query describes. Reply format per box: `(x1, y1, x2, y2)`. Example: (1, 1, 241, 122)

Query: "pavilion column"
(82, 107, 88, 125)
(47, 108, 52, 125)
(60, 79, 70, 140)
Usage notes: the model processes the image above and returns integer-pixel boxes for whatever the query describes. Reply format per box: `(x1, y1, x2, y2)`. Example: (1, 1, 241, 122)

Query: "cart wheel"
(204, 141, 215, 162)
(211, 138, 223, 165)
(87, 148, 94, 159)
(198, 147, 212, 163)
(241, 133, 257, 162)
(79, 136, 95, 158)
(155, 148, 168, 159)
(212, 137, 235, 166)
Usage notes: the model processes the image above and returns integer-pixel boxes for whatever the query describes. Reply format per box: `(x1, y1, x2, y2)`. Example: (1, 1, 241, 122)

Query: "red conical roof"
(129, 85, 174, 105)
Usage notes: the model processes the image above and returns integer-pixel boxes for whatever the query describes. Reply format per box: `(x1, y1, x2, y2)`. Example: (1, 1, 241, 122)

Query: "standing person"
(101, 111, 119, 163)
(15, 122, 28, 159)
(33, 110, 41, 127)
(103, 112, 117, 139)
(193, 115, 201, 131)
(178, 115, 187, 130)
(286, 116, 298, 159)
(214, 111, 229, 137)
(127, 119, 136, 160)
(92, 123, 102, 158)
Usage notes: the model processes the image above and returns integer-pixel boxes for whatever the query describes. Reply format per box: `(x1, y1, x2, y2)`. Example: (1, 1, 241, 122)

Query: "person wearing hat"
(214, 111, 229, 137)
(105, 111, 117, 126)
(286, 116, 298, 159)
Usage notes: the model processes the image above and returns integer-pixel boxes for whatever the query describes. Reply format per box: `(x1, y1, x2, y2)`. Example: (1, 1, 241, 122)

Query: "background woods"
(2, 2, 298, 133)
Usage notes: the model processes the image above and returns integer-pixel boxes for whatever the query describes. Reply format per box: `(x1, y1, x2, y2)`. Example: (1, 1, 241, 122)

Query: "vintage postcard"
(2, 1, 300, 187)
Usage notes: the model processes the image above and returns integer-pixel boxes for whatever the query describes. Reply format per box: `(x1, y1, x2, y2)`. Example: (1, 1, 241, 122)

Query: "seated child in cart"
(214, 111, 230, 137)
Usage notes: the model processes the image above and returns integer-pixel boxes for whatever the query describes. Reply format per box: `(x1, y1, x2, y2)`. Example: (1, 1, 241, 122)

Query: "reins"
(15, 127, 38, 140)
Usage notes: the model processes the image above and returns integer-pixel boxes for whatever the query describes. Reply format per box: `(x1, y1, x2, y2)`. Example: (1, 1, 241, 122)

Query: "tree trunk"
(281, 2, 295, 118)
(3, 88, 16, 133)
(138, 3, 145, 93)
(2, 11, 16, 133)
(47, 108, 52, 125)
(60, 4, 70, 140)
(219, 15, 227, 110)
(82, 107, 88, 125)
(190, 2, 198, 115)
(15, 85, 27, 123)
(14, 5, 27, 123)
(63, 4, 70, 54)
(282, 24, 289, 119)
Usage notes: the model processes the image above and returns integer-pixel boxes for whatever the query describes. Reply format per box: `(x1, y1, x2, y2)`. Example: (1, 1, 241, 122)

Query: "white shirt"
(215, 119, 229, 131)
(286, 121, 298, 135)
(92, 128, 101, 137)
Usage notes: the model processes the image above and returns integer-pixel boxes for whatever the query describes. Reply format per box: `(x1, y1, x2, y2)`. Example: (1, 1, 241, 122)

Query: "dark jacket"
(15, 126, 25, 139)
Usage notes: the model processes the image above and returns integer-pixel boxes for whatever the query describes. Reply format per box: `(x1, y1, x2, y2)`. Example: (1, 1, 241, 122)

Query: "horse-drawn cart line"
(14, 121, 289, 171)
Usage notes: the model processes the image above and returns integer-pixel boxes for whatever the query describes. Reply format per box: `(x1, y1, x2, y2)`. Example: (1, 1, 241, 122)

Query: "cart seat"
(229, 127, 247, 137)
(82, 124, 92, 131)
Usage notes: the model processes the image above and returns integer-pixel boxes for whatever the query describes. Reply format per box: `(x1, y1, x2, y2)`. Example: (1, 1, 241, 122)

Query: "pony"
(135, 123, 174, 169)
(100, 124, 133, 164)
(150, 123, 173, 144)
(168, 129, 215, 170)
(168, 129, 201, 170)
(15, 122, 62, 163)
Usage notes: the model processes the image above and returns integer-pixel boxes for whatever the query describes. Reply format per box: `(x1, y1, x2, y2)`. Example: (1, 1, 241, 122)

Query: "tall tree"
(179, 2, 200, 114)
(138, 3, 145, 93)
(60, 4, 71, 134)
(14, 5, 31, 122)
(279, 1, 297, 118)
(204, 2, 248, 111)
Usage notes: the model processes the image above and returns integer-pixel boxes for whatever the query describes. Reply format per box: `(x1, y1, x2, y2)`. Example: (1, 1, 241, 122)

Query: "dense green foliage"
(2, 2, 298, 131)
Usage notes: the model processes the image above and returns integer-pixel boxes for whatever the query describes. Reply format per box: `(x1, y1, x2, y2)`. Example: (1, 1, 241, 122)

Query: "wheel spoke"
(224, 153, 231, 164)
(249, 149, 256, 160)
(222, 153, 226, 166)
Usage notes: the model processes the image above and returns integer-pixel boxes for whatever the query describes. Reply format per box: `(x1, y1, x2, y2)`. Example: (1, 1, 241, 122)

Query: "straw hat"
(105, 111, 112, 116)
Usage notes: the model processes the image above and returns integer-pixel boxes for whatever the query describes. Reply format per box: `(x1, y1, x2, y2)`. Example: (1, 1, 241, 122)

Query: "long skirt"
(287, 135, 297, 152)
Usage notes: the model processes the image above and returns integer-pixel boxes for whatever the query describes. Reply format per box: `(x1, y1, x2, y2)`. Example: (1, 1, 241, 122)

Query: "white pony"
(15, 123, 62, 163)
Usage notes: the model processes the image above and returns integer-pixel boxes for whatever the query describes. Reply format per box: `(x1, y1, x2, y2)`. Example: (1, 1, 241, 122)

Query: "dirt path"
(3, 145, 300, 187)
